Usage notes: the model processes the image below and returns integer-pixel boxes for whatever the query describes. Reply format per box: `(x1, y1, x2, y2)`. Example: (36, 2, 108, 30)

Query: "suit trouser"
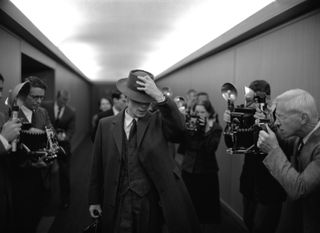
(243, 196, 282, 233)
(58, 157, 70, 204)
(115, 189, 163, 233)
(12, 168, 46, 233)
(58, 141, 71, 204)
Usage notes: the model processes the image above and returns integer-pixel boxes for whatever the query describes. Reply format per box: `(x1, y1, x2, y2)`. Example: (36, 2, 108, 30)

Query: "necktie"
(55, 106, 62, 126)
(297, 138, 304, 155)
(31, 110, 36, 126)
(129, 119, 137, 142)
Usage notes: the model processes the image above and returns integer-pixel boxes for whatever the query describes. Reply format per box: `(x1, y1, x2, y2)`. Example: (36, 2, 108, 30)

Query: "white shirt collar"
(303, 120, 320, 144)
(55, 102, 65, 118)
(20, 105, 33, 123)
(124, 109, 137, 139)
(113, 106, 119, 115)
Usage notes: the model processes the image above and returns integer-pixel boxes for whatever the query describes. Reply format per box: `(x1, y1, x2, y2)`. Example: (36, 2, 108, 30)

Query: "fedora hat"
(116, 69, 155, 103)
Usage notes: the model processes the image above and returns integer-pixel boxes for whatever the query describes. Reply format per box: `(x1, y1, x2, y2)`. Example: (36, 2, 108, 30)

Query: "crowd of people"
(0, 70, 319, 233)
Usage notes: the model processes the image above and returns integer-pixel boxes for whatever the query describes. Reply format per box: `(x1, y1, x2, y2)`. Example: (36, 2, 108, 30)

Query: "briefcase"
(82, 218, 101, 233)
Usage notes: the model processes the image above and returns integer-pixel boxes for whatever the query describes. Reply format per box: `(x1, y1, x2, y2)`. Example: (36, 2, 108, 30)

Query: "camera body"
(185, 113, 202, 132)
(222, 83, 270, 154)
(224, 106, 269, 154)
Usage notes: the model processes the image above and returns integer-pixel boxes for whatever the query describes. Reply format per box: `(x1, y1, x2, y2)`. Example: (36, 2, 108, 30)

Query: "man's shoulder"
(97, 109, 113, 119)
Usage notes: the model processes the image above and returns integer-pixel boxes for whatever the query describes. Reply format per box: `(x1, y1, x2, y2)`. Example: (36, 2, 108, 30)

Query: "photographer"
(257, 89, 320, 233)
(0, 73, 22, 232)
(10, 76, 53, 233)
(223, 80, 286, 233)
(179, 99, 222, 230)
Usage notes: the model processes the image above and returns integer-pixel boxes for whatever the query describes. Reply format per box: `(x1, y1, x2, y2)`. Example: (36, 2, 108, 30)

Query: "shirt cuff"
(0, 134, 11, 151)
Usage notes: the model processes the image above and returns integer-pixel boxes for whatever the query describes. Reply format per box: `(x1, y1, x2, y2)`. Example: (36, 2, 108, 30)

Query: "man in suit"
(0, 73, 22, 232)
(42, 90, 76, 209)
(88, 69, 201, 233)
(223, 80, 286, 233)
(258, 89, 320, 233)
(91, 90, 126, 141)
(11, 76, 53, 233)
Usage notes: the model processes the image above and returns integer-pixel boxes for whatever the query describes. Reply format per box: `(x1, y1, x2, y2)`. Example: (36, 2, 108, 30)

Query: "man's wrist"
(155, 94, 166, 103)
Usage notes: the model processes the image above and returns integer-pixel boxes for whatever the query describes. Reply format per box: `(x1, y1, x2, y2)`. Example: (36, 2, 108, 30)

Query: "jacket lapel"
(137, 112, 151, 148)
(112, 110, 125, 156)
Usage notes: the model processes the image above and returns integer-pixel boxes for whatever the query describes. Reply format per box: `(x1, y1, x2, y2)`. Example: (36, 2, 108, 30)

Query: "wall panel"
(157, 9, 320, 221)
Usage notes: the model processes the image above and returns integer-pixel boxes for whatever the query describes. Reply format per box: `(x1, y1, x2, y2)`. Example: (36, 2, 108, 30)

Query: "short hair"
(57, 90, 70, 98)
(249, 80, 270, 96)
(25, 76, 47, 91)
(111, 90, 123, 100)
(0, 73, 4, 82)
(275, 89, 318, 121)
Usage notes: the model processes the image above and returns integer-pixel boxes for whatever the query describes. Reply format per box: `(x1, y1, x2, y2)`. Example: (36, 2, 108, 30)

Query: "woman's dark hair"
(192, 99, 219, 123)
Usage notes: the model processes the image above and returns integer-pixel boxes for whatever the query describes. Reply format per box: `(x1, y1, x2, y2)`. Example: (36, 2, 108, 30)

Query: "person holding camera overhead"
(179, 98, 222, 231)
(223, 80, 287, 233)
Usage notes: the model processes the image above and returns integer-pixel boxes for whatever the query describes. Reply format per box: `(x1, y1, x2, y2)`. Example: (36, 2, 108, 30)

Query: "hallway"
(42, 137, 247, 233)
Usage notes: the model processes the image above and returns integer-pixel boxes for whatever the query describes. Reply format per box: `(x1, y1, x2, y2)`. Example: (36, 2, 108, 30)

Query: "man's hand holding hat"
(136, 75, 165, 103)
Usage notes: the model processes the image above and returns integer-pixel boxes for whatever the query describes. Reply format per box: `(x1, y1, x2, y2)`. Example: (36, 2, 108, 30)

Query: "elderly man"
(258, 89, 320, 233)
(88, 69, 201, 233)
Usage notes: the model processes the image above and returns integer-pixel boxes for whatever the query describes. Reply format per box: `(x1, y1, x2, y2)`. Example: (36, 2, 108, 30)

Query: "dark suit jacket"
(91, 108, 113, 141)
(180, 121, 222, 173)
(0, 111, 13, 230)
(89, 98, 201, 233)
(42, 101, 76, 152)
(263, 126, 320, 233)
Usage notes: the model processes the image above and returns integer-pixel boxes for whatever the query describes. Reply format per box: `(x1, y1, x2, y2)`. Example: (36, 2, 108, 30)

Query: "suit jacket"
(91, 108, 114, 141)
(19, 106, 52, 130)
(89, 98, 201, 233)
(0, 111, 13, 230)
(42, 101, 76, 151)
(180, 121, 222, 173)
(263, 126, 320, 233)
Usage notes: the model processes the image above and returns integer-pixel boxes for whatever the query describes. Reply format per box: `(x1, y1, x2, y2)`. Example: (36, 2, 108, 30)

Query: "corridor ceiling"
(10, 0, 273, 83)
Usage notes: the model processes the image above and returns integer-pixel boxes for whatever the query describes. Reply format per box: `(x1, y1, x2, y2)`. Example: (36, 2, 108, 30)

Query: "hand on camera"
(1, 119, 22, 142)
(223, 110, 231, 123)
(257, 124, 279, 153)
(30, 155, 52, 168)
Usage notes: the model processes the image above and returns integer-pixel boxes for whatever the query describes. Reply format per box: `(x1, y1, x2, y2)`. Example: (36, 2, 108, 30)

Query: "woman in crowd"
(91, 97, 112, 129)
(179, 99, 222, 231)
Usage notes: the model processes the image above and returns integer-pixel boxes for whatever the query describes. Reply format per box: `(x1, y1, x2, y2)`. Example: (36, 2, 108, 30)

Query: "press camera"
(221, 83, 271, 154)
(6, 81, 65, 164)
(173, 96, 204, 132)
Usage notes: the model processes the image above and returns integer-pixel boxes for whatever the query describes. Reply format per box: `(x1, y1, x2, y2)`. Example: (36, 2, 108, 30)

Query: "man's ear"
(301, 112, 309, 125)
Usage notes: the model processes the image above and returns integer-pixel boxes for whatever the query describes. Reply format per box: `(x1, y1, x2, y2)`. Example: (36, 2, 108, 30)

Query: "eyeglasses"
(28, 94, 45, 101)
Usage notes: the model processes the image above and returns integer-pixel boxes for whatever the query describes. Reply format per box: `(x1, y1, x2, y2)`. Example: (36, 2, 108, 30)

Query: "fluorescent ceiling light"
(10, 0, 274, 81)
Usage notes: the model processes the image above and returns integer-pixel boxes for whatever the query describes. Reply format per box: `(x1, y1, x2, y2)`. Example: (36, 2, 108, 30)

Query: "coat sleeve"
(88, 120, 104, 205)
(263, 145, 320, 200)
(156, 97, 185, 143)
